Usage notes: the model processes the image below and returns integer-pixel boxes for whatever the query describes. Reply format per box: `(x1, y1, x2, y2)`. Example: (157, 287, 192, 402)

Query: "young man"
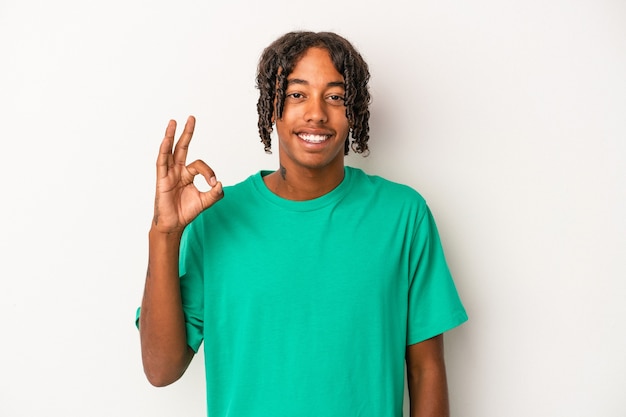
(138, 31, 467, 417)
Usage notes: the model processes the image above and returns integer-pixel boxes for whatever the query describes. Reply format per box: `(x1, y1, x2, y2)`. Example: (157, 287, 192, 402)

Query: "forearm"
(406, 335, 450, 417)
(139, 228, 193, 386)
(407, 365, 449, 417)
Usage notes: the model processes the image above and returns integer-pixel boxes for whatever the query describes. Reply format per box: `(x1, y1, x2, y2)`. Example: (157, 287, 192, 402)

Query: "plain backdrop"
(1, 0, 625, 416)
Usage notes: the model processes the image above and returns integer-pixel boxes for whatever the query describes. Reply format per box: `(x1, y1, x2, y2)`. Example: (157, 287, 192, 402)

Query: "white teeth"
(298, 133, 329, 143)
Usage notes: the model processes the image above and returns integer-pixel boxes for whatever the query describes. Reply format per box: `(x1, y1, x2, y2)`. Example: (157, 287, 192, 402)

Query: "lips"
(297, 133, 332, 143)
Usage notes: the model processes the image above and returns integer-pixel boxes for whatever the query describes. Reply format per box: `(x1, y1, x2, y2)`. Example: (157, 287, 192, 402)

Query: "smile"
(298, 133, 331, 143)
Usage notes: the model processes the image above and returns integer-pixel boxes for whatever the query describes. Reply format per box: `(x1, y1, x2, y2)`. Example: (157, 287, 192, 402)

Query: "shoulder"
(347, 167, 427, 207)
(344, 167, 431, 228)
(192, 172, 261, 224)
(221, 172, 260, 198)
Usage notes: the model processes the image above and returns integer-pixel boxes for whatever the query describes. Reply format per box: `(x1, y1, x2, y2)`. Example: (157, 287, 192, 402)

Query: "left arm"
(406, 334, 450, 417)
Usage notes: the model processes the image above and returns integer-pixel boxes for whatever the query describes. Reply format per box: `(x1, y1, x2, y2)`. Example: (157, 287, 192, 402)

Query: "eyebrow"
(287, 78, 345, 88)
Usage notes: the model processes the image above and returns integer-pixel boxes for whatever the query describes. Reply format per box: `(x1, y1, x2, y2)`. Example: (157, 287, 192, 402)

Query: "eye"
(287, 92, 305, 100)
(327, 94, 345, 105)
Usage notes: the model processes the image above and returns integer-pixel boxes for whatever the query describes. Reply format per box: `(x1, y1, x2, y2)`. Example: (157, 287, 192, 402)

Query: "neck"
(263, 163, 345, 201)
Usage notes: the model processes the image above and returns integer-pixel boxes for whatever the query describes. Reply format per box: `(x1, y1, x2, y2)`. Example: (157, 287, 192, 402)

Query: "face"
(274, 47, 350, 175)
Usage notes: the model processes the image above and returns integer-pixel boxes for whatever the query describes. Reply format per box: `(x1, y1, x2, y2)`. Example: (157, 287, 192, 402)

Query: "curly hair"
(256, 31, 371, 156)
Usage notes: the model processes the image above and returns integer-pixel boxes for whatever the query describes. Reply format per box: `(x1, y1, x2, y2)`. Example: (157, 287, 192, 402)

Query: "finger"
(184, 159, 216, 186)
(156, 119, 177, 179)
(199, 180, 224, 208)
(185, 160, 224, 208)
(173, 115, 196, 167)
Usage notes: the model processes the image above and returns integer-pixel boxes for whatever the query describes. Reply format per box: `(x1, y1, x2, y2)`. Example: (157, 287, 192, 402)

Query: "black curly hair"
(256, 31, 371, 156)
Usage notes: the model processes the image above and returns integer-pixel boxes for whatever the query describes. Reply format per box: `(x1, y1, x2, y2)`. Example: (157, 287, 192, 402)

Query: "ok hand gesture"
(152, 116, 223, 235)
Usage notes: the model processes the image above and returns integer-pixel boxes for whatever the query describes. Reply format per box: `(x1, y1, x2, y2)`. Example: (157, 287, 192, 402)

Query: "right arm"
(139, 116, 223, 387)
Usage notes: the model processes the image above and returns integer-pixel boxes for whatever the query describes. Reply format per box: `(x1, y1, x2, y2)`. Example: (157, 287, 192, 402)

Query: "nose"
(304, 95, 328, 123)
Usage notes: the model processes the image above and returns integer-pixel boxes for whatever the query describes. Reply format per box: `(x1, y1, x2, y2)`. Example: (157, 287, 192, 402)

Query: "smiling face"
(274, 47, 350, 176)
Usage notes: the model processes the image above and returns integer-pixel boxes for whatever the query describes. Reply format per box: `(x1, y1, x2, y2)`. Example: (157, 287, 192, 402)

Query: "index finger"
(172, 115, 196, 167)
(156, 119, 178, 179)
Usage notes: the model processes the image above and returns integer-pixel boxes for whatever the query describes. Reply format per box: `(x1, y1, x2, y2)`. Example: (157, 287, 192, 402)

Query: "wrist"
(148, 227, 183, 272)
(149, 226, 184, 243)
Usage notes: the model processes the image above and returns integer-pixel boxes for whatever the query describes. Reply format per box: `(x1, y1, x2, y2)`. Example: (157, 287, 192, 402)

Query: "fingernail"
(209, 176, 217, 186)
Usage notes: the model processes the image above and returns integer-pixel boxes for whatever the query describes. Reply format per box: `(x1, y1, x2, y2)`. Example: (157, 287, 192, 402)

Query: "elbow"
(144, 370, 179, 387)
(143, 360, 186, 387)
(141, 347, 193, 387)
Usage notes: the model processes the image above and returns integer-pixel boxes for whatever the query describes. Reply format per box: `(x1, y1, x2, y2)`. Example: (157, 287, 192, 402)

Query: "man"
(138, 31, 467, 416)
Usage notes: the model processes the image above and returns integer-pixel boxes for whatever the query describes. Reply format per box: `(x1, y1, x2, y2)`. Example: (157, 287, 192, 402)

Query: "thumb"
(199, 180, 224, 209)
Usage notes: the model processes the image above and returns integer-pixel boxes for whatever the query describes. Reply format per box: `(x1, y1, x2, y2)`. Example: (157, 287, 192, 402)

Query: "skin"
(263, 47, 350, 201)
(139, 47, 452, 415)
(139, 116, 223, 386)
(407, 335, 451, 417)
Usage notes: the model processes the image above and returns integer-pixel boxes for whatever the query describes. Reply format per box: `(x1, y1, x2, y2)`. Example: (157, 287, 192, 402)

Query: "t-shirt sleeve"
(406, 204, 468, 345)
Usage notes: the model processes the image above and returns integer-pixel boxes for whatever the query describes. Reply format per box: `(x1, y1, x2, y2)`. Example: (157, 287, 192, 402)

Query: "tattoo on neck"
(279, 165, 287, 180)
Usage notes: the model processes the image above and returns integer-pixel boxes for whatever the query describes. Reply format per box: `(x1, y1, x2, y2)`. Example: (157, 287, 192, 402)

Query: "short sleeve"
(407, 205, 468, 345)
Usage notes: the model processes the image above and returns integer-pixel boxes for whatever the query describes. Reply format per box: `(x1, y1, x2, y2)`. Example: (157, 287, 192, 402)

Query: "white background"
(1, 0, 625, 416)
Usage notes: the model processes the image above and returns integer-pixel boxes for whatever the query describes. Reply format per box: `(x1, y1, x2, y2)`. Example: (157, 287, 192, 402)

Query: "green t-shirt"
(160, 166, 466, 416)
